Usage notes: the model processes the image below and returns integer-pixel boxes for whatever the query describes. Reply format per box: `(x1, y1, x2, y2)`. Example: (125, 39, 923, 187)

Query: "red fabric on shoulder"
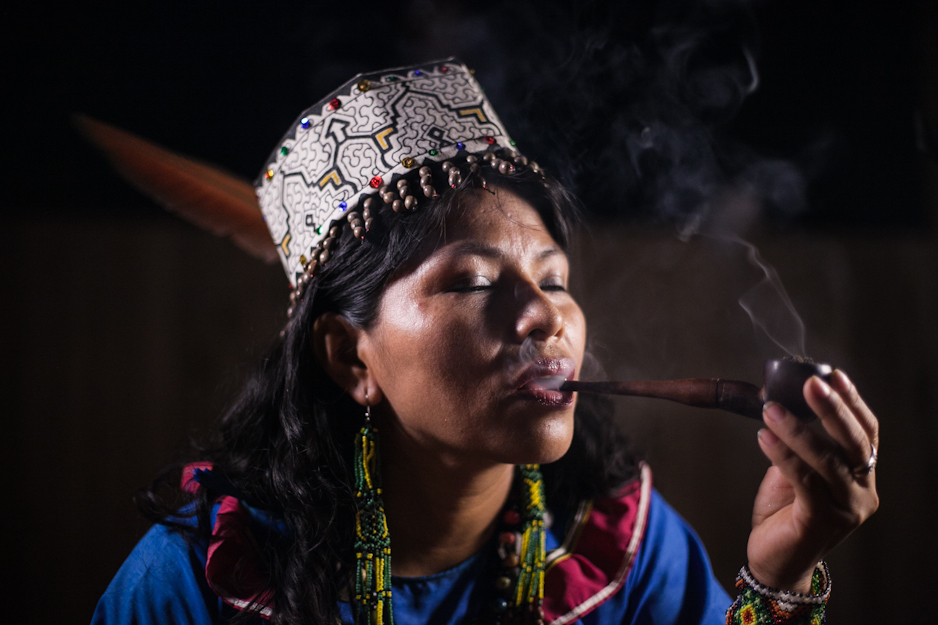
(180, 462, 275, 619)
(543, 464, 653, 625)
(178, 462, 652, 623)
(180, 462, 214, 494)
(205, 496, 275, 618)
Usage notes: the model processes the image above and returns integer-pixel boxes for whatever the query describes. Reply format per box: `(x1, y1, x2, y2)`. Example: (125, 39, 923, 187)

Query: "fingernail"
(764, 402, 786, 423)
(832, 369, 851, 391)
(758, 428, 780, 446)
(811, 375, 832, 398)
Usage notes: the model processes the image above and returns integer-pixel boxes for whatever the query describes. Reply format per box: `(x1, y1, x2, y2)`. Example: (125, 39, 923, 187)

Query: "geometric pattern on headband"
(254, 57, 516, 286)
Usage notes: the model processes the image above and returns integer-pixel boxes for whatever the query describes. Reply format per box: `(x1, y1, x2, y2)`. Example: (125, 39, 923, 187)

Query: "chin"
(502, 416, 574, 465)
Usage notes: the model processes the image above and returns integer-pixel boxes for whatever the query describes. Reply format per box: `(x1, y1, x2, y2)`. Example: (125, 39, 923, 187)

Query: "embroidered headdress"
(254, 58, 519, 288)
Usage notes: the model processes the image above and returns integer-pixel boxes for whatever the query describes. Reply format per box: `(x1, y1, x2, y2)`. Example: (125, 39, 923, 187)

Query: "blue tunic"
(91, 488, 731, 625)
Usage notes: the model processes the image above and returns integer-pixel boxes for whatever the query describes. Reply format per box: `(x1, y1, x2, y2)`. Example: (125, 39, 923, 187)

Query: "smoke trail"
(405, 0, 815, 361)
(734, 237, 806, 357)
(519, 335, 540, 366)
(683, 187, 808, 358)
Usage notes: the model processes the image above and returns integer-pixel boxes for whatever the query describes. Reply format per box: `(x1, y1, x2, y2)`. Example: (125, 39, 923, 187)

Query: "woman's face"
(362, 188, 586, 467)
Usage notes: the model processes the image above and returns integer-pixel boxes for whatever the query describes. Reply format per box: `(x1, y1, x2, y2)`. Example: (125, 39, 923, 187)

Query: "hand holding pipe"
(560, 358, 833, 421)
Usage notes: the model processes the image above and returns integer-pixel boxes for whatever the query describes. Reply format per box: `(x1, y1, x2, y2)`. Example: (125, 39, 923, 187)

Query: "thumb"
(752, 466, 795, 526)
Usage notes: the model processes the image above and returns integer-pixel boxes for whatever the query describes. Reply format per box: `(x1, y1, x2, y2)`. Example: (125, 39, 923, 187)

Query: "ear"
(312, 312, 382, 408)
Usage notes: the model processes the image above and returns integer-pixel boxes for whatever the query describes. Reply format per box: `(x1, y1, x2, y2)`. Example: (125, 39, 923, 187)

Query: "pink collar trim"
(543, 463, 653, 625)
(181, 464, 275, 618)
(181, 462, 652, 623)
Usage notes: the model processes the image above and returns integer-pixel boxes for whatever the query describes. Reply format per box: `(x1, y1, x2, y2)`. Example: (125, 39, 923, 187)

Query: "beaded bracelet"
(725, 562, 830, 625)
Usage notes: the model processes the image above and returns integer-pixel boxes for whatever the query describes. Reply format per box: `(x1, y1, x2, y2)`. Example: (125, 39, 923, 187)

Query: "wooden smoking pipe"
(560, 358, 833, 421)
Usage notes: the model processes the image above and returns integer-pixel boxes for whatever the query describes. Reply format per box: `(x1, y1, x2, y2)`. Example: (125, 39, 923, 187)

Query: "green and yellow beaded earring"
(511, 464, 547, 621)
(515, 464, 546, 606)
(353, 393, 393, 625)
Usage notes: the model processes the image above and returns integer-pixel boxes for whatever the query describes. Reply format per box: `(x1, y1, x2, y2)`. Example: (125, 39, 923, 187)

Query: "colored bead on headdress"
(254, 58, 526, 290)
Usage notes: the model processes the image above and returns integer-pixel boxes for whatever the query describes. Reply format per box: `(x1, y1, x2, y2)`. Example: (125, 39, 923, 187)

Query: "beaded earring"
(512, 464, 547, 621)
(353, 393, 394, 625)
(516, 464, 546, 601)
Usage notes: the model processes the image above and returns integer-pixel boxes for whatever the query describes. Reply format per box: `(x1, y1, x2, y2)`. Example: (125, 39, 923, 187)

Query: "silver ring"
(853, 443, 877, 477)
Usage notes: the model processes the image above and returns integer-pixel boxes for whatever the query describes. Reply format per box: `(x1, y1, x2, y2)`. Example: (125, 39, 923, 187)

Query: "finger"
(829, 369, 880, 449)
(763, 402, 853, 502)
(758, 426, 880, 540)
(756, 427, 824, 504)
(803, 376, 870, 470)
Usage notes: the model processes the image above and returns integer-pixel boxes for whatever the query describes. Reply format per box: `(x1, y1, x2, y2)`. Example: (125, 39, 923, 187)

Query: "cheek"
(370, 304, 491, 411)
(365, 285, 587, 462)
(564, 302, 588, 360)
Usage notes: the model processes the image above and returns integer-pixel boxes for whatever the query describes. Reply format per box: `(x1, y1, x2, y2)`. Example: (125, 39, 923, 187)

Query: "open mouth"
(516, 359, 576, 407)
(522, 375, 568, 392)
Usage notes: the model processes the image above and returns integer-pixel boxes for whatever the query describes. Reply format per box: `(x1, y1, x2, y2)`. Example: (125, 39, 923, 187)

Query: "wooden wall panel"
(2, 216, 935, 623)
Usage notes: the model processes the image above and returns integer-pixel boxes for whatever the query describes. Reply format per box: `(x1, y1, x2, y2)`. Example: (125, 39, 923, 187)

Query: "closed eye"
(447, 276, 493, 292)
(540, 276, 567, 292)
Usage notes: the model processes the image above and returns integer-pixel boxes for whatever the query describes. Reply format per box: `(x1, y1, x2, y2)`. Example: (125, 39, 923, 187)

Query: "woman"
(91, 60, 879, 625)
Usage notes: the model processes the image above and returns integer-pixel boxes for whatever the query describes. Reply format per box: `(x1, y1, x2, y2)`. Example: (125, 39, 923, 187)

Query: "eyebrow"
(443, 241, 565, 261)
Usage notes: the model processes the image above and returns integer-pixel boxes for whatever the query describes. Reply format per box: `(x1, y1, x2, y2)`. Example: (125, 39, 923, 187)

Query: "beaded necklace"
(488, 464, 548, 625)
(353, 417, 547, 625)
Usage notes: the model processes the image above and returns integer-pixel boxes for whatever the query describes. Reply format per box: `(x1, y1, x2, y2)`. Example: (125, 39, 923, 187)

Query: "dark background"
(0, 0, 923, 227)
(2, 1, 936, 623)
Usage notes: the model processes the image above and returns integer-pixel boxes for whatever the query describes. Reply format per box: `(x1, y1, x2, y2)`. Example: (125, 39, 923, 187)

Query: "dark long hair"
(136, 155, 637, 625)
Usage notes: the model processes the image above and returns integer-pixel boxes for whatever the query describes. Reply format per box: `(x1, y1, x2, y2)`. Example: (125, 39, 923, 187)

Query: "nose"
(513, 281, 565, 342)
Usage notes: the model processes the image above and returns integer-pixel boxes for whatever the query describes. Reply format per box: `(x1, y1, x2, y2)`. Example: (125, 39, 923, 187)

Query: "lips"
(515, 358, 576, 406)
